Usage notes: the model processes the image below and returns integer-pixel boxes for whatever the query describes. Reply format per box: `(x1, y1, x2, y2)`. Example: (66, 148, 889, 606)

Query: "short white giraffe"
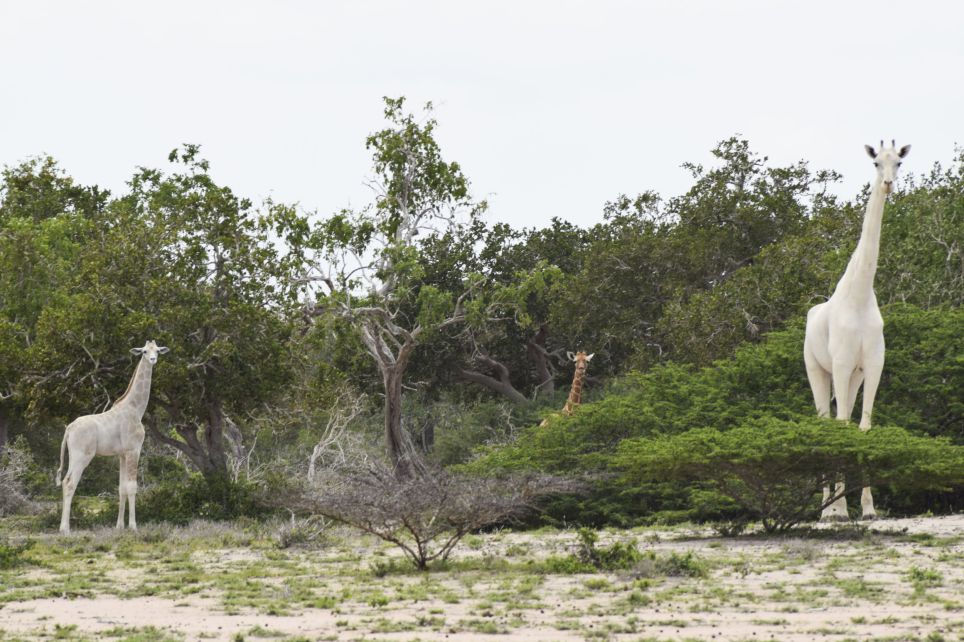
(56, 340, 168, 533)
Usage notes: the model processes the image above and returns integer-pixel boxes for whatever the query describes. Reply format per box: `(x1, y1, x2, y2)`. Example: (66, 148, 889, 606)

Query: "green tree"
(552, 139, 840, 373)
(0, 157, 107, 452)
(18, 147, 309, 483)
(309, 98, 487, 476)
(648, 149, 964, 368)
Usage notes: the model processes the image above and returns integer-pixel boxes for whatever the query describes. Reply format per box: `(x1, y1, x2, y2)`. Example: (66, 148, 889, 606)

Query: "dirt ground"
(1, 514, 962, 642)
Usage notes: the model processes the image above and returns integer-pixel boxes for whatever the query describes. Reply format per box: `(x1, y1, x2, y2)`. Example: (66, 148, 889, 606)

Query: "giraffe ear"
(566, 351, 575, 361)
(864, 145, 877, 159)
(157, 346, 170, 354)
(130, 348, 144, 355)
(898, 144, 911, 158)
(586, 353, 594, 361)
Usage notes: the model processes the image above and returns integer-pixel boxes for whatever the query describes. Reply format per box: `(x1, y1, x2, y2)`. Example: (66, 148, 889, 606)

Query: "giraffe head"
(865, 140, 911, 195)
(567, 350, 594, 376)
(130, 340, 170, 365)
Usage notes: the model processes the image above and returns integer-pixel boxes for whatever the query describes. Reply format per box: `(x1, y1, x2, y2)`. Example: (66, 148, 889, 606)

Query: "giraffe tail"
(56, 427, 68, 487)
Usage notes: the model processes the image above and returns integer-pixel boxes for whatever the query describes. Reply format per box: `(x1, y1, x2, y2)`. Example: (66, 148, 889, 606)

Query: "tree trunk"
(528, 326, 555, 399)
(146, 400, 229, 479)
(203, 400, 229, 478)
(0, 406, 9, 455)
(383, 367, 412, 478)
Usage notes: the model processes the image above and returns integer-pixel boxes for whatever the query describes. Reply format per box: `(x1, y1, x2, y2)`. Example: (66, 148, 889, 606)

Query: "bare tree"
(308, 389, 368, 481)
(288, 460, 579, 570)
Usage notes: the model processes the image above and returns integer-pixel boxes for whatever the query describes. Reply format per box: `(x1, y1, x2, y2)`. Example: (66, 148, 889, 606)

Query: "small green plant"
(908, 566, 943, 595)
(576, 528, 643, 570)
(0, 537, 34, 570)
(657, 551, 708, 578)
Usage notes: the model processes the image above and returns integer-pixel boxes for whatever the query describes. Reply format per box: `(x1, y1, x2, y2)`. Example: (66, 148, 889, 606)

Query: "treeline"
(1, 98, 962, 524)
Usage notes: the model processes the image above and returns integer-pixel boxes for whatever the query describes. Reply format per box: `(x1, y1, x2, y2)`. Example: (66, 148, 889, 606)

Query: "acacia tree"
(309, 98, 488, 476)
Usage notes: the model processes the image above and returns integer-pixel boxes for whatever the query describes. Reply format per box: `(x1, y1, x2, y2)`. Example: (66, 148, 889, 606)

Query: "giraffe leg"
(126, 448, 141, 530)
(821, 359, 858, 522)
(117, 454, 128, 529)
(804, 351, 841, 522)
(60, 451, 94, 534)
(859, 358, 884, 520)
(804, 358, 832, 419)
(844, 368, 864, 423)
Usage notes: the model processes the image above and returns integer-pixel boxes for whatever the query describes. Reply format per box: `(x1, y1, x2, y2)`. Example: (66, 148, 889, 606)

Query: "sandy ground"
(1, 515, 962, 642)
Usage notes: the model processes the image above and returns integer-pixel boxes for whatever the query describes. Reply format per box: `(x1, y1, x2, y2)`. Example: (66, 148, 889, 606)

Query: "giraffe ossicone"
(56, 340, 168, 533)
(803, 141, 909, 522)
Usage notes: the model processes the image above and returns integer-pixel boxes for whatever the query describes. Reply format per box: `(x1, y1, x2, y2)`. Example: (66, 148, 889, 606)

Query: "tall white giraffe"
(804, 141, 910, 521)
(56, 340, 168, 533)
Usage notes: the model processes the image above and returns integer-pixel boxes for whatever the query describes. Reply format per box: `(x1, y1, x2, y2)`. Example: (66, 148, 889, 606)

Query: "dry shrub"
(288, 458, 578, 569)
(0, 439, 36, 517)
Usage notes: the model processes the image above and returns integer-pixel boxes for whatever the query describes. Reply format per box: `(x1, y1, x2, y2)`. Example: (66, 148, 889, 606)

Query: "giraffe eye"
(874, 162, 879, 168)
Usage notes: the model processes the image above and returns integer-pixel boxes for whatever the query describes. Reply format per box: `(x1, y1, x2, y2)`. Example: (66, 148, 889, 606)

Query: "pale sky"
(2, 1, 962, 229)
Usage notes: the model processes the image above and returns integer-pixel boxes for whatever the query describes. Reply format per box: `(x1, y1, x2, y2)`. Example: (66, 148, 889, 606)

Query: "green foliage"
(575, 528, 643, 570)
(552, 139, 840, 373)
(616, 417, 964, 532)
(542, 530, 707, 577)
(0, 536, 34, 569)
(137, 473, 269, 524)
(7, 147, 309, 478)
(648, 150, 964, 367)
(471, 326, 810, 475)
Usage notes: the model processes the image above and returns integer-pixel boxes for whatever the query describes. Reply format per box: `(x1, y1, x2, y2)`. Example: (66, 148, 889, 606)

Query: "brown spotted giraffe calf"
(541, 351, 594, 426)
(56, 341, 168, 533)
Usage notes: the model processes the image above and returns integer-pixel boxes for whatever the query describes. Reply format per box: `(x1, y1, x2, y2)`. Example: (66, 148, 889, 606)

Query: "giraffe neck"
(836, 176, 886, 301)
(112, 356, 154, 418)
(562, 368, 585, 415)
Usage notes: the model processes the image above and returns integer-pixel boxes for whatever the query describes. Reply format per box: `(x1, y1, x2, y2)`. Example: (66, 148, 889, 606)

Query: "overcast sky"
(2, 1, 962, 229)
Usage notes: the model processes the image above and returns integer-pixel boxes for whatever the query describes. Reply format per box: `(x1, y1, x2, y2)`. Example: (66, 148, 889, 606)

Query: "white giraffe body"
(56, 340, 168, 533)
(803, 141, 909, 521)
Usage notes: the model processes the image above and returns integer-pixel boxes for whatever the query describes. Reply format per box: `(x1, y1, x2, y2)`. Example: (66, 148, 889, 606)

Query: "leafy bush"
(574, 528, 643, 570)
(0, 537, 34, 569)
(542, 530, 707, 578)
(616, 417, 964, 532)
(137, 473, 269, 524)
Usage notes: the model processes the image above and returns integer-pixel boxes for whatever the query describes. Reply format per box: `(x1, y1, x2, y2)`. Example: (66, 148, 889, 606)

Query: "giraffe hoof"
(860, 513, 878, 522)
(819, 514, 851, 523)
